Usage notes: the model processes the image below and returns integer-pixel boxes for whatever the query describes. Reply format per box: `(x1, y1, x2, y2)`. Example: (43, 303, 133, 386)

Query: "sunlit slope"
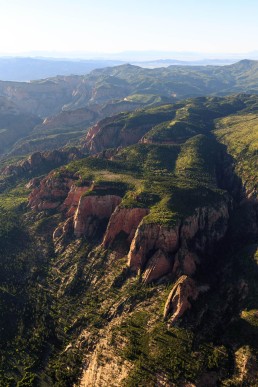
(215, 113, 258, 198)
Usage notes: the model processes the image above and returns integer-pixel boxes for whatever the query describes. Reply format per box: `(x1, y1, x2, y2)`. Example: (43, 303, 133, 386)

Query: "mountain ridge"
(1, 60, 258, 159)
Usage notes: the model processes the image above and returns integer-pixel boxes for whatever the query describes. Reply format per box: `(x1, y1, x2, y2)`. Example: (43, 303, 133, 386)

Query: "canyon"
(0, 71, 257, 386)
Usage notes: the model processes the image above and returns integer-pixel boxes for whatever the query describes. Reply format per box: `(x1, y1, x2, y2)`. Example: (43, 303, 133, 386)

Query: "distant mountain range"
(0, 55, 255, 81)
(0, 57, 124, 81)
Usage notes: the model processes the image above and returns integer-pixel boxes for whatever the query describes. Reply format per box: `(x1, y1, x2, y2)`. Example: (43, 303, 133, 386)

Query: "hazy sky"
(0, 0, 257, 56)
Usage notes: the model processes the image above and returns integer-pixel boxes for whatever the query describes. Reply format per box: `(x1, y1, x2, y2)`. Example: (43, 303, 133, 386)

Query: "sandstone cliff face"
(142, 249, 172, 284)
(231, 346, 258, 385)
(84, 120, 123, 154)
(28, 171, 126, 241)
(127, 200, 230, 283)
(53, 217, 74, 254)
(61, 185, 91, 216)
(79, 326, 132, 387)
(28, 163, 230, 289)
(128, 223, 180, 273)
(74, 195, 122, 237)
(173, 249, 199, 277)
(163, 275, 199, 325)
(102, 207, 149, 249)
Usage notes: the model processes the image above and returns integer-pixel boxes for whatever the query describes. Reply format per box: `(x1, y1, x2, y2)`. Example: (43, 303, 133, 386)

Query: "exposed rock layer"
(102, 207, 149, 249)
(128, 223, 180, 273)
(74, 195, 122, 237)
(128, 201, 230, 282)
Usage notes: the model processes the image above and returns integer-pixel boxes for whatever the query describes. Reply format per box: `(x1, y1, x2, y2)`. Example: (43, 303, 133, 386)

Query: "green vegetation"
(215, 113, 258, 195)
(0, 93, 257, 385)
(115, 312, 229, 385)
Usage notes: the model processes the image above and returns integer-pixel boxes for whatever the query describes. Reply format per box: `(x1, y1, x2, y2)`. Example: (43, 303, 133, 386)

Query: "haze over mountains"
(0, 54, 256, 81)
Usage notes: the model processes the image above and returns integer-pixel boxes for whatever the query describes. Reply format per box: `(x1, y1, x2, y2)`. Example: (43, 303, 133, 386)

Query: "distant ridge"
(0, 57, 124, 81)
(0, 56, 253, 82)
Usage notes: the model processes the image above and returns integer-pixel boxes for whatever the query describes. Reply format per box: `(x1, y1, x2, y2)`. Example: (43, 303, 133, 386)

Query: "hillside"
(0, 94, 257, 386)
(1, 60, 258, 158)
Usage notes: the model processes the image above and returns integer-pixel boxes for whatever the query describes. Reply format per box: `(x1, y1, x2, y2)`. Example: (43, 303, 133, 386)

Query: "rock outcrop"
(53, 217, 74, 253)
(231, 346, 258, 385)
(74, 195, 122, 237)
(28, 171, 126, 242)
(28, 172, 75, 211)
(128, 223, 180, 273)
(163, 275, 199, 325)
(127, 200, 230, 282)
(102, 207, 149, 249)
(61, 184, 91, 216)
(2, 148, 82, 178)
(142, 249, 172, 284)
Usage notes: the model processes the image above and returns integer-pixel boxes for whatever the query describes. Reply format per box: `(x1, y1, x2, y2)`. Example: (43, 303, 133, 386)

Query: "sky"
(0, 0, 258, 58)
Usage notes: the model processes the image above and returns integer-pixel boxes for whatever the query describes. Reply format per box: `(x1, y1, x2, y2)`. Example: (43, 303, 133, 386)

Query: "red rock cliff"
(102, 207, 149, 249)
(128, 223, 180, 273)
(61, 184, 91, 216)
(127, 200, 230, 282)
(74, 195, 122, 237)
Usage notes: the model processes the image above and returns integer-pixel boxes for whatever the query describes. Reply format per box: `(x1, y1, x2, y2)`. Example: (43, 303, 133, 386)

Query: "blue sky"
(0, 0, 257, 56)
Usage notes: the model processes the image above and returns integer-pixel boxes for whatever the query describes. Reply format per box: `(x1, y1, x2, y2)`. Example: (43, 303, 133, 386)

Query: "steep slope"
(83, 94, 256, 152)
(0, 97, 42, 156)
(6, 108, 98, 157)
(215, 113, 258, 199)
(0, 95, 257, 386)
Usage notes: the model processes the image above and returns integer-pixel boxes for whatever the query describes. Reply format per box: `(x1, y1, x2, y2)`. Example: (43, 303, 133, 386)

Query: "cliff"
(102, 207, 149, 250)
(74, 195, 122, 238)
(127, 200, 229, 285)
(83, 107, 176, 154)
